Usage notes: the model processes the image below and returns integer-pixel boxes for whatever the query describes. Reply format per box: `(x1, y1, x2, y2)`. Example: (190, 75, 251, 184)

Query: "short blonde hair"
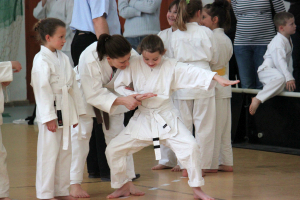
(274, 12, 294, 31)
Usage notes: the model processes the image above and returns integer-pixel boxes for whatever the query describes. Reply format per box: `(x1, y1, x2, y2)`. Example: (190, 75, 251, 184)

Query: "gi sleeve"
(33, 1, 47, 19)
(0, 62, 13, 83)
(271, 48, 294, 82)
(118, 0, 141, 19)
(88, 0, 109, 19)
(31, 60, 57, 124)
(114, 63, 138, 97)
(129, 0, 162, 14)
(79, 60, 118, 114)
(172, 62, 217, 91)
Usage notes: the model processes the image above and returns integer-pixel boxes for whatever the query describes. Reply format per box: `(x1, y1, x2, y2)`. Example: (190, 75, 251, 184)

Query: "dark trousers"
(86, 118, 110, 177)
(292, 30, 300, 92)
(71, 31, 110, 177)
(229, 51, 241, 88)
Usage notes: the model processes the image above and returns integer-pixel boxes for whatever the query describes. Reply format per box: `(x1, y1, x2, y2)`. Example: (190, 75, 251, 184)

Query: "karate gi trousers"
(211, 98, 233, 169)
(102, 113, 136, 180)
(36, 123, 72, 199)
(0, 128, 9, 198)
(106, 120, 204, 189)
(256, 68, 286, 103)
(70, 116, 93, 185)
(173, 97, 216, 169)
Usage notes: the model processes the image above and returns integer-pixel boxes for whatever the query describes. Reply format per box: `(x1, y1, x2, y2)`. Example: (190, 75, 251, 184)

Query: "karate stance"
(106, 35, 239, 199)
(0, 61, 22, 200)
(152, 0, 180, 172)
(31, 18, 85, 200)
(201, 0, 234, 173)
(170, 0, 219, 176)
(73, 34, 142, 198)
(250, 12, 297, 115)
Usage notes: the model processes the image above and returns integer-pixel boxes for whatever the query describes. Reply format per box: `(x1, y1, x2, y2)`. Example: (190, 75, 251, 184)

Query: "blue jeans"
(125, 36, 147, 51)
(234, 45, 267, 89)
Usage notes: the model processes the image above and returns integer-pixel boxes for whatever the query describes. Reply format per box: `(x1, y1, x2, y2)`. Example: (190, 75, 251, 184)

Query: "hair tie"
(186, 0, 190, 4)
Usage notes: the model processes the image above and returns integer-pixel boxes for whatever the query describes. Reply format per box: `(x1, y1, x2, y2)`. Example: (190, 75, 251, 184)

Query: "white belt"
(138, 103, 172, 160)
(53, 85, 81, 150)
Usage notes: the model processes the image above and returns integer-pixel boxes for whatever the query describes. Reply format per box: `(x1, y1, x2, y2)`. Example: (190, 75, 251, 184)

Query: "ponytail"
(176, 0, 203, 31)
(204, 0, 231, 31)
(97, 34, 132, 61)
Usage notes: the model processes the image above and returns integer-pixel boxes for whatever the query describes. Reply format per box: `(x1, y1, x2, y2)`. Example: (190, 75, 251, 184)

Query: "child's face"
(167, 5, 178, 27)
(142, 51, 163, 68)
(45, 26, 66, 51)
(281, 17, 296, 36)
(201, 10, 214, 30)
(107, 53, 131, 70)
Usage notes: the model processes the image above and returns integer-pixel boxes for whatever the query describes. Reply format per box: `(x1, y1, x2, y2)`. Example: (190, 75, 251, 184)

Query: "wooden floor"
(2, 124, 300, 200)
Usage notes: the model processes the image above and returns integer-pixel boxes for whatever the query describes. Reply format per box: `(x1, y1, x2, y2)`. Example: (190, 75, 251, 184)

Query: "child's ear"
(106, 56, 111, 62)
(213, 16, 219, 25)
(45, 34, 51, 42)
(162, 49, 167, 56)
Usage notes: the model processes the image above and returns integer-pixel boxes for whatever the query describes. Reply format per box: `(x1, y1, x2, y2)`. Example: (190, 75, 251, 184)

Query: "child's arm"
(31, 60, 57, 128)
(173, 62, 239, 91)
(272, 48, 294, 82)
(33, 0, 47, 20)
(71, 67, 86, 116)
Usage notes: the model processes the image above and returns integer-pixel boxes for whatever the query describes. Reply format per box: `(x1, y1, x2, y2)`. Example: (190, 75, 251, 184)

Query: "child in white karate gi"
(201, 0, 234, 173)
(31, 18, 85, 200)
(105, 35, 239, 199)
(170, 0, 219, 177)
(0, 61, 22, 200)
(249, 12, 297, 115)
(152, 0, 180, 172)
(69, 34, 141, 198)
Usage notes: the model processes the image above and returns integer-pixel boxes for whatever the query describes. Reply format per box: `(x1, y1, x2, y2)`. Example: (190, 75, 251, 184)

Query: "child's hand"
(46, 119, 57, 132)
(286, 80, 296, 91)
(1, 82, 11, 87)
(73, 123, 78, 128)
(135, 93, 157, 101)
(213, 75, 240, 87)
(11, 61, 22, 73)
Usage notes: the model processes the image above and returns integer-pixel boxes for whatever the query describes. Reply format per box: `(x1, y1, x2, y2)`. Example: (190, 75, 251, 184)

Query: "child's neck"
(44, 44, 56, 52)
(171, 25, 177, 32)
(211, 25, 220, 31)
(279, 31, 291, 40)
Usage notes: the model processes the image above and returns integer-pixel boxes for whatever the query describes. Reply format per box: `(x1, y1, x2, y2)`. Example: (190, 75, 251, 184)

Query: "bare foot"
(171, 165, 181, 172)
(151, 164, 172, 170)
(203, 169, 218, 173)
(249, 97, 261, 115)
(70, 184, 90, 198)
(182, 169, 188, 177)
(193, 187, 215, 200)
(218, 165, 233, 172)
(106, 181, 145, 199)
(55, 195, 77, 200)
(0, 198, 12, 200)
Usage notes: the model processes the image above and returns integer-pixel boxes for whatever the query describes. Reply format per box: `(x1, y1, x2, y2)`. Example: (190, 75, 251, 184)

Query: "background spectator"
(232, 0, 286, 89)
(118, 0, 162, 50)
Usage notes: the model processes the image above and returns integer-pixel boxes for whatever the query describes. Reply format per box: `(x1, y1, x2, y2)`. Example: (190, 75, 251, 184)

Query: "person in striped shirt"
(232, 0, 286, 89)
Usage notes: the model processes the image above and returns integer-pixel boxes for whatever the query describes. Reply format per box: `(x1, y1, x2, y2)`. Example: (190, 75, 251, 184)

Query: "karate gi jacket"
(78, 42, 138, 117)
(114, 56, 217, 141)
(158, 27, 174, 58)
(31, 46, 85, 149)
(170, 22, 219, 99)
(211, 28, 233, 99)
(33, 0, 74, 52)
(257, 32, 294, 82)
(0, 62, 13, 125)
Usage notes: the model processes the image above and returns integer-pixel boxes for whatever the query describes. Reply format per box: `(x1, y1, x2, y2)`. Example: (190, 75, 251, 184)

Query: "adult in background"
(118, 0, 162, 50)
(33, 0, 74, 66)
(69, 0, 121, 198)
(285, 1, 300, 91)
(232, 0, 286, 89)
